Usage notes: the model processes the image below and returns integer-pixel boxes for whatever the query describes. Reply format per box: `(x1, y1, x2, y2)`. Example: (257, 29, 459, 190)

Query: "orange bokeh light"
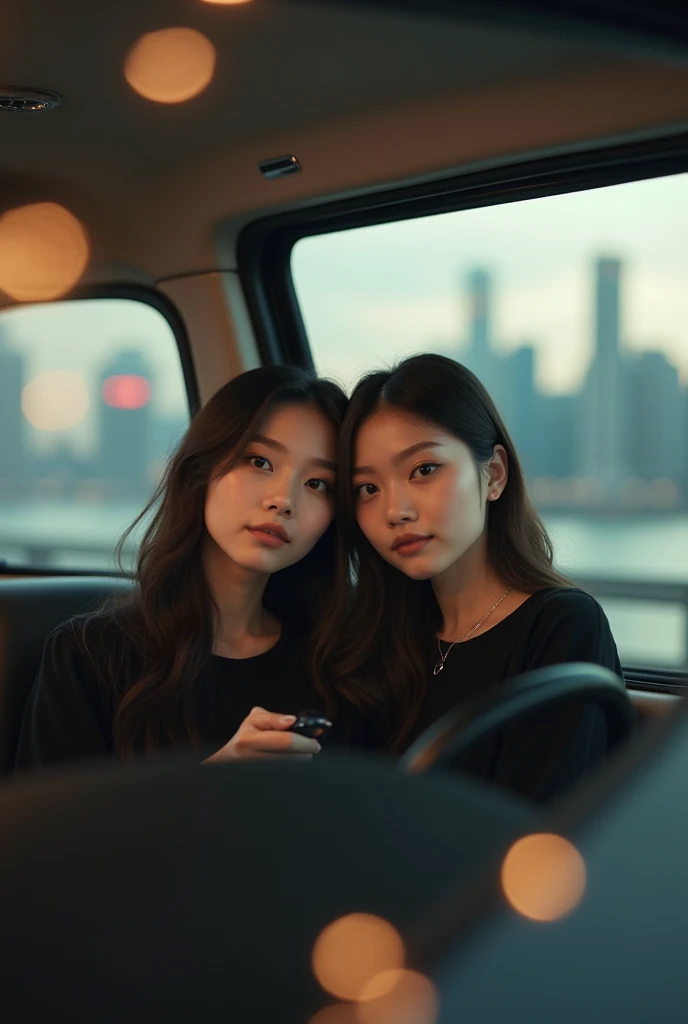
(21, 371, 91, 431)
(201, 0, 254, 4)
(0, 202, 89, 302)
(356, 969, 439, 1024)
(312, 914, 406, 1002)
(102, 374, 151, 410)
(124, 28, 216, 104)
(309, 1005, 359, 1024)
(501, 833, 587, 922)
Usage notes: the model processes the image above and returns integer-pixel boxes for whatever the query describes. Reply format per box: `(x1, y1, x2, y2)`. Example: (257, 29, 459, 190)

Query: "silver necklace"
(433, 586, 512, 675)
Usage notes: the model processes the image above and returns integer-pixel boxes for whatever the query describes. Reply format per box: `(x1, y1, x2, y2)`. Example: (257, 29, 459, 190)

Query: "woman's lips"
(247, 524, 289, 548)
(391, 534, 432, 556)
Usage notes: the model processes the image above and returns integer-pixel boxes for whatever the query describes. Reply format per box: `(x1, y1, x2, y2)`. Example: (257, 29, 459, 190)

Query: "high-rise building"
(626, 351, 686, 483)
(461, 273, 565, 488)
(496, 345, 538, 475)
(0, 329, 26, 487)
(465, 268, 495, 388)
(96, 350, 154, 496)
(533, 394, 576, 479)
(578, 257, 628, 492)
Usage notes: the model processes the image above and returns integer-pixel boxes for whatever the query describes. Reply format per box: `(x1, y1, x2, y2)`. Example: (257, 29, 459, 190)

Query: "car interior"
(1, 0, 687, 1020)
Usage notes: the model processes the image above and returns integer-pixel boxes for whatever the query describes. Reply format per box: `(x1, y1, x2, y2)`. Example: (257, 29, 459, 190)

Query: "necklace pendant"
(433, 661, 444, 676)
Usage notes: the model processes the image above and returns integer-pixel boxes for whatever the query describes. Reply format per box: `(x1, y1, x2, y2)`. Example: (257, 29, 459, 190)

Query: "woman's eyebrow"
(252, 435, 336, 473)
(252, 433, 285, 452)
(391, 441, 442, 465)
(353, 441, 442, 476)
(311, 457, 337, 472)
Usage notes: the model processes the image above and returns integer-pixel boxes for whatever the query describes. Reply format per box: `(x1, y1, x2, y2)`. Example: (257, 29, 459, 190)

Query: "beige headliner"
(2, 0, 688, 286)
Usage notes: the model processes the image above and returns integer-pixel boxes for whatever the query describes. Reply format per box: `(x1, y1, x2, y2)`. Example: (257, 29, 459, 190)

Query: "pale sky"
(292, 171, 688, 395)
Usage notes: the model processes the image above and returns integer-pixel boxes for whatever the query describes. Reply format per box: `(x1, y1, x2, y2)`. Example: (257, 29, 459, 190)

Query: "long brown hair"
(312, 353, 572, 752)
(80, 365, 347, 757)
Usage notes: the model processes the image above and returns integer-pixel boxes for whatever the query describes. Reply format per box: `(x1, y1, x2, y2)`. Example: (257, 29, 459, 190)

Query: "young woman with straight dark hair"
(16, 365, 350, 770)
(314, 353, 623, 803)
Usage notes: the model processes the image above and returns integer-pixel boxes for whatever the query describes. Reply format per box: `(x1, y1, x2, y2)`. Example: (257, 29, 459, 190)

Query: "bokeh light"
(313, 914, 406, 1001)
(22, 371, 91, 431)
(102, 374, 151, 410)
(309, 1005, 359, 1024)
(124, 28, 216, 104)
(501, 833, 587, 922)
(201, 0, 254, 4)
(356, 970, 439, 1024)
(0, 203, 89, 302)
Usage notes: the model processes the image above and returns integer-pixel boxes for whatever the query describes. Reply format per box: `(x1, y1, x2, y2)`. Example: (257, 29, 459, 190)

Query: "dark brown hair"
(81, 365, 347, 757)
(312, 353, 571, 752)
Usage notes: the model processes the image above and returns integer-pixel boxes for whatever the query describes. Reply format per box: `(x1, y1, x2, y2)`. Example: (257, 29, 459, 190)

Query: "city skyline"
(0, 338, 188, 501)
(1, 251, 686, 514)
(460, 256, 687, 510)
(295, 170, 688, 394)
(0, 297, 188, 457)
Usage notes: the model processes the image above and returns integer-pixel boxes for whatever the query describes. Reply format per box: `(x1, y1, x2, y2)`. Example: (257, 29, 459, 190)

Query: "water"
(546, 515, 688, 583)
(0, 499, 146, 574)
(546, 515, 688, 671)
(1, 501, 686, 670)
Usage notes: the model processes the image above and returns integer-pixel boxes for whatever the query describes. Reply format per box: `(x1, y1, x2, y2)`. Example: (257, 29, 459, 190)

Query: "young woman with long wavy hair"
(16, 365, 350, 770)
(314, 353, 623, 802)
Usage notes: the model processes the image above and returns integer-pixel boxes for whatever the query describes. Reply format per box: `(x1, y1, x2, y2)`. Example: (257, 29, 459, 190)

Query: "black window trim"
(624, 671, 687, 694)
(313, 0, 688, 63)
(238, 129, 688, 369)
(237, 129, 688, 687)
(0, 281, 198, 579)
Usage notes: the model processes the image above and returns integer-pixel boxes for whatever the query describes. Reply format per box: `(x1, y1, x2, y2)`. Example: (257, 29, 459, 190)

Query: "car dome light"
(0, 87, 62, 113)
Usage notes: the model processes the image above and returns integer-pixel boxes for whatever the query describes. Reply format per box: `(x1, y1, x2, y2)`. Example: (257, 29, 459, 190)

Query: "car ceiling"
(2, 0, 688, 284)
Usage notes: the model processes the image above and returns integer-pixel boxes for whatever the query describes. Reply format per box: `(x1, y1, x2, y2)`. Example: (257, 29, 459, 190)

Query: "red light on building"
(101, 375, 151, 410)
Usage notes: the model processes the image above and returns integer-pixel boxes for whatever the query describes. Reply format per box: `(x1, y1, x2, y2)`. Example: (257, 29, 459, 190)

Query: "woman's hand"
(202, 706, 321, 763)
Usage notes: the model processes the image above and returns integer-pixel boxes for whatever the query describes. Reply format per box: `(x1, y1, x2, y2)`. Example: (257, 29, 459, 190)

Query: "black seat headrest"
(0, 575, 132, 773)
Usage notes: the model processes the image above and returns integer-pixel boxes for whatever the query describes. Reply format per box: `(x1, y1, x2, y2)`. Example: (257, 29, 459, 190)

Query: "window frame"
(0, 282, 198, 578)
(237, 131, 688, 685)
(238, 131, 688, 368)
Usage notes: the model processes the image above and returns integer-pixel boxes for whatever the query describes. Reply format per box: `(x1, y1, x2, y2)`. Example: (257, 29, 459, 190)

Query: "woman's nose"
(387, 502, 418, 527)
(263, 494, 293, 517)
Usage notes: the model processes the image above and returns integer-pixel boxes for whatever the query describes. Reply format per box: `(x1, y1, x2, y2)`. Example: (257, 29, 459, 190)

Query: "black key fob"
(290, 709, 332, 741)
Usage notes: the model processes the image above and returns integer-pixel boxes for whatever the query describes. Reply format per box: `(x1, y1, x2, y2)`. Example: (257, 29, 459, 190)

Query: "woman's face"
(204, 402, 337, 575)
(352, 407, 505, 581)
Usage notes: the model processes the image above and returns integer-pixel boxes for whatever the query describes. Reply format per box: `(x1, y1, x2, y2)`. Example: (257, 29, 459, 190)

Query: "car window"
(0, 297, 190, 572)
(292, 172, 688, 672)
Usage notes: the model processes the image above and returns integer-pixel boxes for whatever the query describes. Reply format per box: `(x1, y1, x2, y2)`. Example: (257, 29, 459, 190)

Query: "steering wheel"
(399, 662, 635, 775)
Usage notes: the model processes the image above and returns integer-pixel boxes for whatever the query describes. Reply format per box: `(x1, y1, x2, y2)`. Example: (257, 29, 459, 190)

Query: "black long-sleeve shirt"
(402, 587, 625, 802)
(16, 589, 626, 805)
(14, 615, 344, 772)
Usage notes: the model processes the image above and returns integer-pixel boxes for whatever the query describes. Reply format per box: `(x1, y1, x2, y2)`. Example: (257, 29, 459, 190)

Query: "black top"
(14, 615, 348, 772)
(403, 587, 624, 803)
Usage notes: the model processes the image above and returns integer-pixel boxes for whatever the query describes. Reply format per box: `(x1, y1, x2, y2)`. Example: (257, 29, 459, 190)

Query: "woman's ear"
(486, 445, 508, 501)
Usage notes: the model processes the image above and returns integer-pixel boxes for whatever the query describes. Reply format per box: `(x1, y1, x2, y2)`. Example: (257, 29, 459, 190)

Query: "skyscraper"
(96, 350, 154, 496)
(578, 257, 628, 493)
(496, 345, 538, 474)
(534, 394, 576, 479)
(465, 268, 494, 387)
(626, 351, 686, 484)
(0, 328, 26, 488)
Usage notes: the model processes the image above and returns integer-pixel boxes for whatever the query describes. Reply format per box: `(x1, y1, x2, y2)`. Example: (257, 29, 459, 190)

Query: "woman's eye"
(411, 462, 440, 479)
(306, 478, 331, 493)
(355, 482, 378, 500)
(246, 455, 272, 471)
